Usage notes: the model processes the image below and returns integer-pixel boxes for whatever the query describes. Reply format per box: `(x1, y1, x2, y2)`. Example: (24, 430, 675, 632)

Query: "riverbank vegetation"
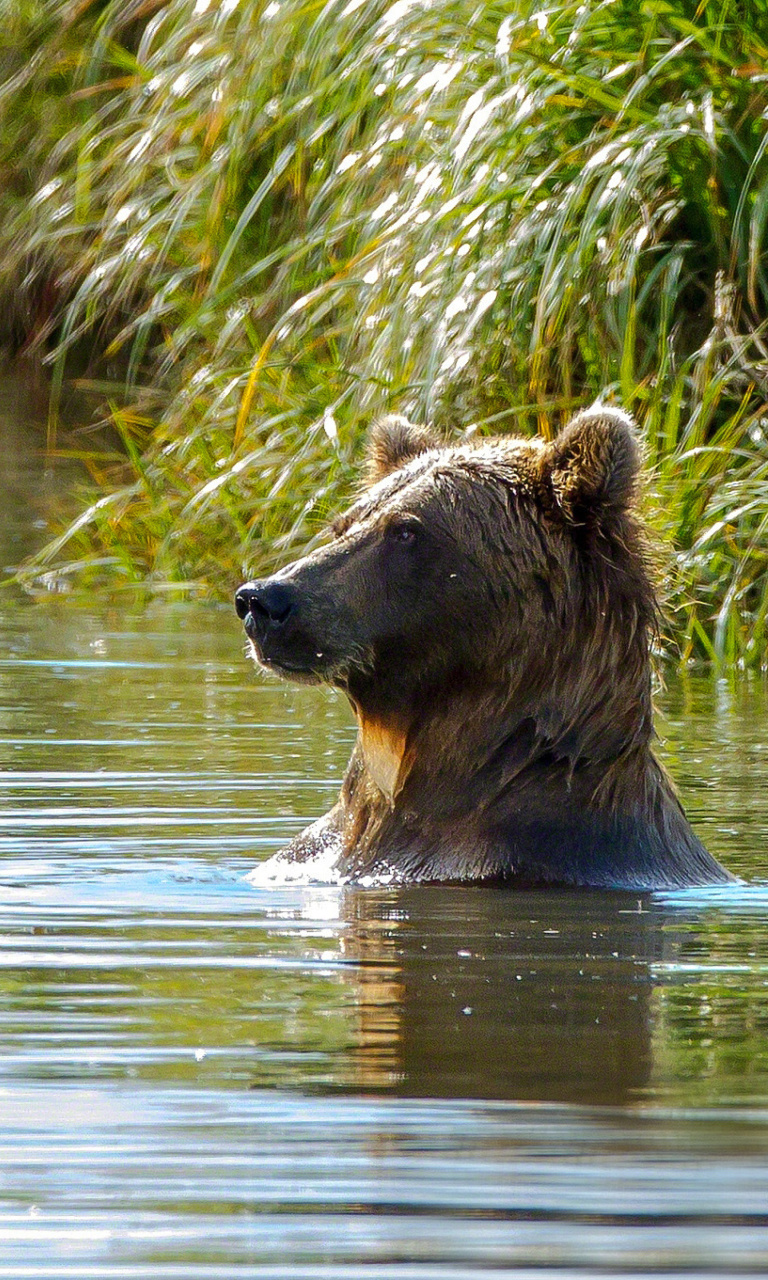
(2, 0, 768, 662)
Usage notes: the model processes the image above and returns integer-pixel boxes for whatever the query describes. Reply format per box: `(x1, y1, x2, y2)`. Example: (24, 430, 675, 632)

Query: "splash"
(245, 823, 407, 888)
(246, 845, 346, 888)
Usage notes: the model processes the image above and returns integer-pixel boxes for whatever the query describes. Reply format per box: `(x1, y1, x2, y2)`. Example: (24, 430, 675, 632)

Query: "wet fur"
(240, 408, 733, 889)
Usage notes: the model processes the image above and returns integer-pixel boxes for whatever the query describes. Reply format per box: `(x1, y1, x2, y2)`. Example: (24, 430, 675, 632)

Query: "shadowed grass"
(3, 0, 768, 662)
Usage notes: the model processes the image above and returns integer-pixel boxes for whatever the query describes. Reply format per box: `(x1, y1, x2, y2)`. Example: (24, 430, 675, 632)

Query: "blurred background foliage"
(2, 0, 768, 662)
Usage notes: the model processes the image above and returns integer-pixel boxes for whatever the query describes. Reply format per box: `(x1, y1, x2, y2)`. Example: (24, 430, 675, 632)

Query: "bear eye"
(387, 520, 419, 547)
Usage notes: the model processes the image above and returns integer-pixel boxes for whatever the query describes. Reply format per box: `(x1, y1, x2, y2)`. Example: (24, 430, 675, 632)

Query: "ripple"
(1, 603, 768, 1275)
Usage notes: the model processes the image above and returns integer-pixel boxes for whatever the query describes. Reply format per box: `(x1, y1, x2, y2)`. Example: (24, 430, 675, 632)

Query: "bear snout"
(235, 580, 297, 637)
(236, 577, 336, 683)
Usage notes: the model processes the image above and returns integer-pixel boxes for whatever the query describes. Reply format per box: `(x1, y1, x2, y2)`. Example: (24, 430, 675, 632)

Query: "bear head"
(236, 408, 653, 726)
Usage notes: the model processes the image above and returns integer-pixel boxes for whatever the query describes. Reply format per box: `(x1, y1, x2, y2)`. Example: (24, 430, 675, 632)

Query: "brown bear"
(235, 407, 734, 889)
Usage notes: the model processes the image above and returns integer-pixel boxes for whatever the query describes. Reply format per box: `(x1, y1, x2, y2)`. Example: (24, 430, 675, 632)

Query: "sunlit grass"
(3, 0, 768, 662)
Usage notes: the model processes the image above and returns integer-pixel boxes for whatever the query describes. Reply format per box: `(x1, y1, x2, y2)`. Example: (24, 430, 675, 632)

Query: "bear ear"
(366, 415, 442, 484)
(545, 406, 641, 525)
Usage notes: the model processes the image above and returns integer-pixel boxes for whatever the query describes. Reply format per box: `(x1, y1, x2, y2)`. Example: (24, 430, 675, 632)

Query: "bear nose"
(235, 580, 296, 628)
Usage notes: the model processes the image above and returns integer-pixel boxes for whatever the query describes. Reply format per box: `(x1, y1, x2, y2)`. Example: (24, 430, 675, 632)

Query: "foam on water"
(245, 811, 407, 889)
(246, 846, 346, 888)
(245, 846, 406, 889)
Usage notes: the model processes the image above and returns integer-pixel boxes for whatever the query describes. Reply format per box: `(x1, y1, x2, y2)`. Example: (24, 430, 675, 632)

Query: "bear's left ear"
(545, 406, 641, 525)
(366, 415, 442, 484)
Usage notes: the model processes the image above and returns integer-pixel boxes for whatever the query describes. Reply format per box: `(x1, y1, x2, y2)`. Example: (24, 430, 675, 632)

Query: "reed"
(3, 0, 768, 662)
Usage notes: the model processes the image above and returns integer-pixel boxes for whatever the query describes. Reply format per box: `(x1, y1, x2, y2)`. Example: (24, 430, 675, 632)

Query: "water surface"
(1, 600, 768, 1277)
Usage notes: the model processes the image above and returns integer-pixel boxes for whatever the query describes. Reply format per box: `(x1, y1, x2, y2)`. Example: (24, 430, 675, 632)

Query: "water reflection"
(300, 885, 658, 1103)
(254, 881, 768, 1106)
(3, 850, 768, 1110)
(0, 368, 82, 574)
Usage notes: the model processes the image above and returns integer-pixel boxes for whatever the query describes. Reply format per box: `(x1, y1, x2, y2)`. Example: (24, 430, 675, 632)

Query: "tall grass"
(3, 0, 768, 662)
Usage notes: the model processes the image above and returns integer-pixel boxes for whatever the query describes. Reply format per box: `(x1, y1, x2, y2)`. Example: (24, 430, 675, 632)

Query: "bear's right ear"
(366, 415, 442, 484)
(545, 406, 641, 525)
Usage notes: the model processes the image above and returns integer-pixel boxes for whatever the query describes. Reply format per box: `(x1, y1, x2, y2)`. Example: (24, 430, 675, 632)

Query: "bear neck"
(341, 661, 728, 888)
(351, 665, 656, 815)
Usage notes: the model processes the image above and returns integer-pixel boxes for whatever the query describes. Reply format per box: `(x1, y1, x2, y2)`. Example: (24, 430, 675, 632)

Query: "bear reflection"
(337, 885, 661, 1105)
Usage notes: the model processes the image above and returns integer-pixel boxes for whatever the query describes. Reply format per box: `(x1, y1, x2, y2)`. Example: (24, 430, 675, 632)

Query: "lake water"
(2, 373, 768, 1276)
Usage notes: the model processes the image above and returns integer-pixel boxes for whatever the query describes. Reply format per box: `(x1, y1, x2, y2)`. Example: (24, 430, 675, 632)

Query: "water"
(2, 375, 768, 1275)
